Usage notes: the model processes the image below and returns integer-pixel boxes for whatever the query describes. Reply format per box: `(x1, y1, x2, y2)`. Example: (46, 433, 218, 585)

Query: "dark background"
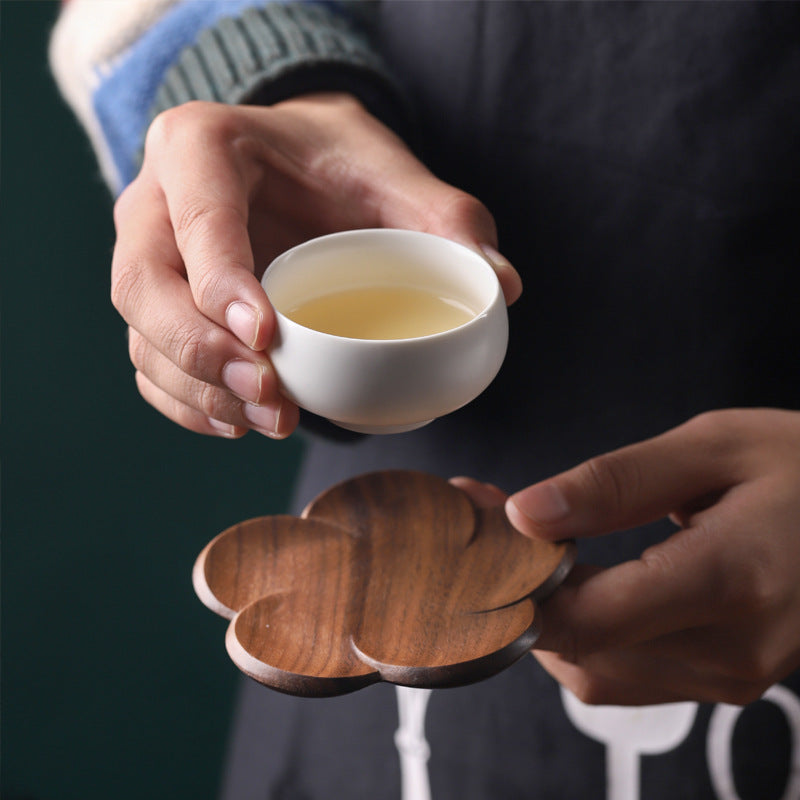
(1, 2, 304, 797)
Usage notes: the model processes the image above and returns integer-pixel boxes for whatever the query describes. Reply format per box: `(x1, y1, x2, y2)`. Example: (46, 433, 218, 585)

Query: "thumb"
(506, 416, 738, 540)
(422, 187, 522, 306)
(379, 169, 523, 305)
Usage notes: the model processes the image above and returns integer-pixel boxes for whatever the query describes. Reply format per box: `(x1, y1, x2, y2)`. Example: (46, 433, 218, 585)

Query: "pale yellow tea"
(285, 286, 476, 339)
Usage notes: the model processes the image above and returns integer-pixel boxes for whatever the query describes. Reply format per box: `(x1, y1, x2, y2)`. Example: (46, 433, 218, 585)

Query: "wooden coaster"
(193, 470, 575, 697)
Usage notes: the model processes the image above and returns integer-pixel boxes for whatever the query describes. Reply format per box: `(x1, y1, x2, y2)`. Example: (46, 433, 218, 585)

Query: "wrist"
(152, 3, 412, 144)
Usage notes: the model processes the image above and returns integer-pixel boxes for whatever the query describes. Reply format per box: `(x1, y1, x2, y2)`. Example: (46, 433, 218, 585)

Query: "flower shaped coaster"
(193, 470, 575, 697)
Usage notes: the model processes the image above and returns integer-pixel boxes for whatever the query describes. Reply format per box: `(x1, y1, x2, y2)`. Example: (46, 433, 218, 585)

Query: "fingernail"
(222, 359, 264, 404)
(479, 244, 523, 303)
(207, 418, 238, 438)
(226, 302, 261, 349)
(243, 401, 283, 438)
(480, 243, 510, 267)
(509, 483, 570, 524)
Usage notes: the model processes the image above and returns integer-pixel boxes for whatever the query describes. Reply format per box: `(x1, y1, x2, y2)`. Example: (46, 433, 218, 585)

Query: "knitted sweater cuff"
(50, 0, 411, 193)
(151, 3, 410, 138)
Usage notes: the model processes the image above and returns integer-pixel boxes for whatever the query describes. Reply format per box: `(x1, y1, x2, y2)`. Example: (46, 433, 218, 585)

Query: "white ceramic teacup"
(261, 229, 508, 434)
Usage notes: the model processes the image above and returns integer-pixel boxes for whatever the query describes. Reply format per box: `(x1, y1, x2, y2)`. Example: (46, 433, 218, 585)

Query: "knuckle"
(173, 195, 213, 241)
(437, 190, 496, 235)
(173, 326, 204, 378)
(445, 190, 487, 219)
(686, 409, 750, 460)
(127, 329, 148, 371)
(168, 320, 226, 380)
(193, 264, 231, 312)
(639, 543, 680, 585)
(735, 567, 778, 618)
(671, 520, 777, 623)
(112, 181, 137, 229)
(144, 102, 246, 168)
(195, 379, 230, 420)
(143, 107, 179, 157)
(145, 101, 214, 155)
(172, 200, 247, 256)
(110, 252, 146, 317)
(712, 539, 778, 619)
(582, 451, 641, 519)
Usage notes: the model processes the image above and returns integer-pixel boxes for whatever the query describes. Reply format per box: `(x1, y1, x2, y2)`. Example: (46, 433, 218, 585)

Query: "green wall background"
(1, 2, 305, 797)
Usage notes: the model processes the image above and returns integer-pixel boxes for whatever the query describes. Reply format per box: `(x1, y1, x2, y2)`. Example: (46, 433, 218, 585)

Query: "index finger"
(146, 104, 273, 351)
(506, 413, 742, 541)
(534, 529, 724, 657)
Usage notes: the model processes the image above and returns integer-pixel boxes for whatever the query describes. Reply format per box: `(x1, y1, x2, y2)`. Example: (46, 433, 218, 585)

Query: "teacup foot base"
(330, 419, 434, 435)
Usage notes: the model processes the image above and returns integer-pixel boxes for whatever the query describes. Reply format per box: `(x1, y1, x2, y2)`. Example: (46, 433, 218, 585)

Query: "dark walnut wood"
(193, 470, 575, 697)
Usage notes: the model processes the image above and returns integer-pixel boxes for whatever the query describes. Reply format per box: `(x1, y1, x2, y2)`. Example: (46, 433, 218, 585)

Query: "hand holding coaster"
(193, 470, 575, 697)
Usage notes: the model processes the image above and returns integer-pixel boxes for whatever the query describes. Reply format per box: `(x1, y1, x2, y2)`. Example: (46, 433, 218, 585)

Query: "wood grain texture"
(193, 470, 575, 696)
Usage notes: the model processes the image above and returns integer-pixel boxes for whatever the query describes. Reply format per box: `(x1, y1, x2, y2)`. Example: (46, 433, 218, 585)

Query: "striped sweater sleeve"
(50, 0, 408, 194)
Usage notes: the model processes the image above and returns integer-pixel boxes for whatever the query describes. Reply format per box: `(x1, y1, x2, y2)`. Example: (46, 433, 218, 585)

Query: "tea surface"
(285, 286, 475, 339)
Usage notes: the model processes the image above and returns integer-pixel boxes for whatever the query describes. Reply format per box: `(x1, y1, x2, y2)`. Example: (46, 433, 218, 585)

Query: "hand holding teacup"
(112, 96, 520, 440)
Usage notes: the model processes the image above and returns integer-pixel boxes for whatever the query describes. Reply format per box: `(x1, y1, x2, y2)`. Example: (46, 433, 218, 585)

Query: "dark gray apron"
(222, 3, 800, 798)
